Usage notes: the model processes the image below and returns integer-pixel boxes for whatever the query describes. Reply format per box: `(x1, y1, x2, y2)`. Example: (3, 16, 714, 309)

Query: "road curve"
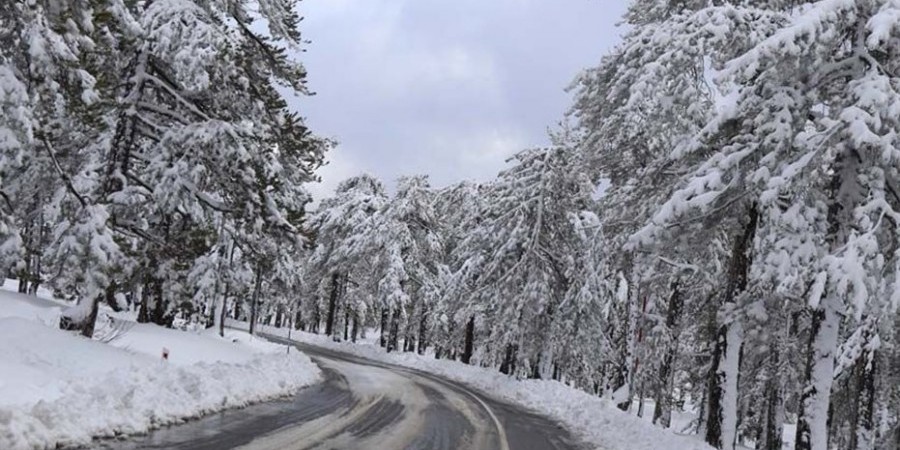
(99, 335, 584, 450)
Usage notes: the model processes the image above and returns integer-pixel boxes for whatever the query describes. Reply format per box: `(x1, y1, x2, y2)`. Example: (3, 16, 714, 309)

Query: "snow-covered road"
(101, 335, 584, 450)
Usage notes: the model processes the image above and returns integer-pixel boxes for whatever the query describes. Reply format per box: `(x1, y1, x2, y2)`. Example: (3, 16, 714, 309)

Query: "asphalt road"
(99, 335, 585, 450)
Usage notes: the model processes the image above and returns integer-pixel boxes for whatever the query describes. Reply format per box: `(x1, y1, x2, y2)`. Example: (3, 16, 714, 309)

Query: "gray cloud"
(293, 0, 627, 199)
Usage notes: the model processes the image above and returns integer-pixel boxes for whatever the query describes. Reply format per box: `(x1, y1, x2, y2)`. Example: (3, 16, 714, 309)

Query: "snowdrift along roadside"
(233, 321, 715, 450)
(0, 290, 321, 450)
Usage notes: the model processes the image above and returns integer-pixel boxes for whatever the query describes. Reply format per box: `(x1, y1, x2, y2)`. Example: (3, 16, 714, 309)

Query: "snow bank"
(0, 291, 321, 450)
(234, 321, 713, 450)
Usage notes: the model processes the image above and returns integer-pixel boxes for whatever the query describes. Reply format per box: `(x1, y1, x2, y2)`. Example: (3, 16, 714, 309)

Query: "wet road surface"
(99, 335, 585, 450)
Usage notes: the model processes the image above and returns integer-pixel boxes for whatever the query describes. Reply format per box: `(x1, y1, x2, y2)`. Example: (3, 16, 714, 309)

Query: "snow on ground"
(234, 321, 716, 450)
(0, 285, 321, 450)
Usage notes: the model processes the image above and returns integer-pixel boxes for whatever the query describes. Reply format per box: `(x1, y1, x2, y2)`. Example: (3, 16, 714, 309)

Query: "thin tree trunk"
(654, 281, 683, 428)
(417, 305, 428, 355)
(249, 265, 263, 335)
(152, 278, 166, 326)
(461, 316, 475, 364)
(343, 307, 350, 341)
(499, 344, 518, 375)
(380, 308, 389, 348)
(137, 282, 150, 323)
(325, 273, 339, 337)
(219, 290, 229, 337)
(387, 308, 401, 353)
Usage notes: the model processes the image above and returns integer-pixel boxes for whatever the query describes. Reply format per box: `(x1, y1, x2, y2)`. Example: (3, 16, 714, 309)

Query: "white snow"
(237, 321, 717, 450)
(0, 285, 321, 450)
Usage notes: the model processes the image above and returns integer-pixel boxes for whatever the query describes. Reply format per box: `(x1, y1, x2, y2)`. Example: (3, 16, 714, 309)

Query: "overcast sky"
(292, 0, 627, 199)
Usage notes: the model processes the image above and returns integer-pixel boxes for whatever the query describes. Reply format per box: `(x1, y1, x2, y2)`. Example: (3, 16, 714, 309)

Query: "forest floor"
(232, 321, 718, 450)
(0, 285, 321, 450)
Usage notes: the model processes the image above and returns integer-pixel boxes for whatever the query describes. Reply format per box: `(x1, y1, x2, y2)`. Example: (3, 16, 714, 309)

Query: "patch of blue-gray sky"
(292, 0, 626, 199)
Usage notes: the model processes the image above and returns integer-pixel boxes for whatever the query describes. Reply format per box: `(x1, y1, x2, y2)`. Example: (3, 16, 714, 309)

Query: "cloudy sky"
(292, 0, 627, 199)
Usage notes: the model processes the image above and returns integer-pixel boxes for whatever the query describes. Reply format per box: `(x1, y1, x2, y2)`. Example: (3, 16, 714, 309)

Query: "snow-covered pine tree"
(431, 181, 484, 361)
(572, 2, 786, 442)
(451, 146, 594, 377)
(373, 176, 446, 354)
(307, 174, 387, 339)
(0, 0, 139, 336)
(627, 1, 900, 448)
(42, 0, 324, 334)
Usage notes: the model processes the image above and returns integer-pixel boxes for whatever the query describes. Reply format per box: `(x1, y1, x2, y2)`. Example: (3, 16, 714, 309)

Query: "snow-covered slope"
(235, 321, 715, 450)
(0, 289, 321, 450)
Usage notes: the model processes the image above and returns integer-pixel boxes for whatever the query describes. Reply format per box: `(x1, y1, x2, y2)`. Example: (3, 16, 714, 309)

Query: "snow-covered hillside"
(0, 286, 321, 450)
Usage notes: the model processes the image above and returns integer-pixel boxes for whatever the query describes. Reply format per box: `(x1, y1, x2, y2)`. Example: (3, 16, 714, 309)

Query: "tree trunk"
(499, 344, 518, 375)
(387, 308, 401, 353)
(417, 305, 428, 355)
(705, 204, 758, 450)
(152, 278, 166, 326)
(852, 350, 876, 450)
(654, 281, 683, 428)
(325, 273, 339, 337)
(82, 294, 101, 338)
(343, 307, 350, 341)
(380, 308, 389, 348)
(795, 295, 841, 450)
(461, 316, 475, 364)
(219, 291, 229, 337)
(249, 265, 263, 335)
(138, 282, 150, 323)
(531, 353, 542, 380)
(796, 153, 855, 450)
(762, 378, 784, 450)
(760, 343, 785, 450)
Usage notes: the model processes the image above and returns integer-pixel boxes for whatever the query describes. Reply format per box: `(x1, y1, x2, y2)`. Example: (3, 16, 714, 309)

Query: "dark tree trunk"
(325, 273, 340, 337)
(311, 299, 320, 334)
(343, 307, 350, 341)
(82, 294, 101, 338)
(762, 375, 784, 450)
(218, 260, 233, 338)
(351, 313, 359, 343)
(138, 283, 151, 324)
(705, 204, 758, 450)
(416, 305, 428, 355)
(275, 306, 284, 328)
(613, 363, 630, 412)
(387, 308, 401, 353)
(152, 279, 167, 326)
(295, 307, 304, 331)
(380, 308, 389, 348)
(461, 316, 475, 364)
(499, 344, 518, 375)
(249, 266, 263, 335)
(404, 335, 413, 353)
(530, 353, 542, 380)
(850, 347, 877, 450)
(654, 281, 683, 428)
